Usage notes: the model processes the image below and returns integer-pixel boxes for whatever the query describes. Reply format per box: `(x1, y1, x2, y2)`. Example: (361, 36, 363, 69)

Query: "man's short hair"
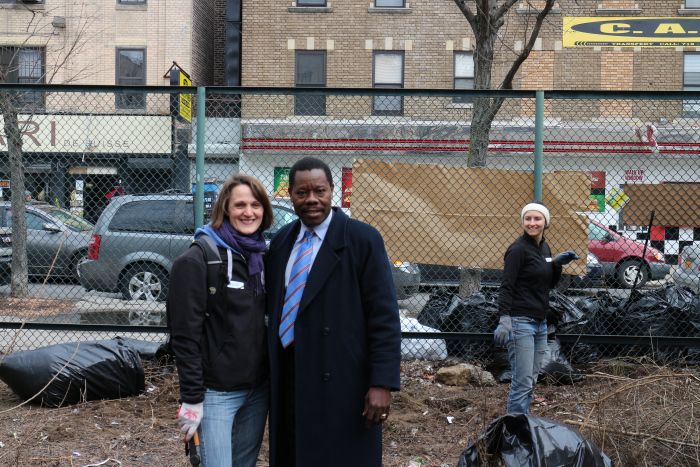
(289, 157, 333, 190)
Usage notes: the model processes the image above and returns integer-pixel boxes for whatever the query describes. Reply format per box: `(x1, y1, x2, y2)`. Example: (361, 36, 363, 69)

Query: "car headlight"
(587, 252, 600, 265)
(652, 250, 664, 261)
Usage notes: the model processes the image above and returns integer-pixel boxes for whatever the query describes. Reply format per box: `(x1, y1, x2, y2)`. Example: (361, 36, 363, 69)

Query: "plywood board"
(623, 184, 700, 227)
(352, 160, 589, 276)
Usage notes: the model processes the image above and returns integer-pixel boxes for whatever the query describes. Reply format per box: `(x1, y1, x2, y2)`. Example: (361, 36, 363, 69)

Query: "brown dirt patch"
(0, 297, 76, 318)
(0, 359, 698, 466)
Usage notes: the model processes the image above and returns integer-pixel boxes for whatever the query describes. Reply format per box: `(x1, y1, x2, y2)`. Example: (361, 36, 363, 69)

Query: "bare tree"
(453, 0, 556, 167)
(0, 3, 93, 297)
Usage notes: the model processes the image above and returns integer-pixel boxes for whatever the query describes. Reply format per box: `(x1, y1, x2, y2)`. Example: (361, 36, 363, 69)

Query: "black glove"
(552, 251, 579, 266)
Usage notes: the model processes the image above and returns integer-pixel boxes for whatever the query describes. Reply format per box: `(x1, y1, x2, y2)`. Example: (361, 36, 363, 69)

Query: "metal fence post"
(195, 86, 206, 228)
(534, 90, 544, 202)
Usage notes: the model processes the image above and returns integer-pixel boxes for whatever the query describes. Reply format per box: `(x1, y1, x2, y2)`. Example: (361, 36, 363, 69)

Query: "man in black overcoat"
(266, 157, 401, 467)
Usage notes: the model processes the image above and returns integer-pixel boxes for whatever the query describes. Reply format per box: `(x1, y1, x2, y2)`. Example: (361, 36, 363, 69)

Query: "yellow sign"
(178, 72, 193, 123)
(564, 17, 700, 47)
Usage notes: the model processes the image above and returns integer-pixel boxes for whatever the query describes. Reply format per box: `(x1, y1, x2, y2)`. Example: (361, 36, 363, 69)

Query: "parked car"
(0, 201, 93, 280)
(0, 227, 11, 285)
(672, 244, 700, 293)
(78, 193, 420, 302)
(418, 221, 670, 290)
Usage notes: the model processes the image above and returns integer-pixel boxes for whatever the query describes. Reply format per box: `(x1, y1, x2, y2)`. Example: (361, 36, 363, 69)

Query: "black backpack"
(158, 234, 223, 362)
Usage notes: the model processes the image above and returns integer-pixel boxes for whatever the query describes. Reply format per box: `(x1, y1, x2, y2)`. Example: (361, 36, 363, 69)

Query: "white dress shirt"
(284, 210, 333, 287)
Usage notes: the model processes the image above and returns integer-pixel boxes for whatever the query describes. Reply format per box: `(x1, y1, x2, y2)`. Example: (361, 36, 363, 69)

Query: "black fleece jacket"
(498, 233, 562, 321)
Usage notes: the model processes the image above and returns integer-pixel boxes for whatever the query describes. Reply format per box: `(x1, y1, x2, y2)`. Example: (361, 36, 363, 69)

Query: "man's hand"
(552, 251, 580, 266)
(362, 387, 391, 427)
(493, 315, 512, 348)
(177, 402, 203, 441)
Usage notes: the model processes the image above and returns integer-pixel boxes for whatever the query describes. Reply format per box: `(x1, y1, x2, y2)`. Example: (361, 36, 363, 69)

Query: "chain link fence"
(0, 86, 698, 368)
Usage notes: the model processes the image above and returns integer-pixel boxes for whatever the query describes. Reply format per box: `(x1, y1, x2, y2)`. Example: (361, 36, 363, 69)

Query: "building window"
(117, 0, 146, 4)
(297, 0, 325, 6)
(683, 53, 700, 116)
(375, 0, 405, 6)
(686, 0, 700, 8)
(116, 48, 146, 110)
(0, 1, 45, 4)
(0, 46, 44, 109)
(373, 51, 403, 116)
(454, 52, 474, 104)
(295, 51, 326, 116)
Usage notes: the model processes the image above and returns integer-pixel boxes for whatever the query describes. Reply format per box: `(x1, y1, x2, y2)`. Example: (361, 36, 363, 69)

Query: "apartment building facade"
(0, 0, 225, 221)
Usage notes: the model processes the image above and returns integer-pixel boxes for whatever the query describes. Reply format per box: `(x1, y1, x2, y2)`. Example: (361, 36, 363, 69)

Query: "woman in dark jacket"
(169, 174, 273, 467)
(494, 202, 578, 414)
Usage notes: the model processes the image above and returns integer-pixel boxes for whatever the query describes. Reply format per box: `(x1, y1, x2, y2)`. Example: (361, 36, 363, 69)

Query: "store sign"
(624, 169, 645, 182)
(0, 115, 171, 154)
(588, 171, 606, 213)
(341, 167, 353, 208)
(273, 167, 291, 198)
(170, 67, 193, 123)
(564, 17, 700, 47)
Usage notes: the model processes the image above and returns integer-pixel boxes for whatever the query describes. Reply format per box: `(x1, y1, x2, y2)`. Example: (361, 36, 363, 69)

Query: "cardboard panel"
(352, 160, 589, 276)
(623, 184, 700, 227)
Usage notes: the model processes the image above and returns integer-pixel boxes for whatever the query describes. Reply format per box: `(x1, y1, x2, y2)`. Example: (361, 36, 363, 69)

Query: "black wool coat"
(266, 208, 401, 467)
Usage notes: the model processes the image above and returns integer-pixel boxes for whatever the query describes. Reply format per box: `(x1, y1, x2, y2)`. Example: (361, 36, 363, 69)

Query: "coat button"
(322, 327, 330, 336)
(204, 313, 210, 317)
(322, 372, 330, 381)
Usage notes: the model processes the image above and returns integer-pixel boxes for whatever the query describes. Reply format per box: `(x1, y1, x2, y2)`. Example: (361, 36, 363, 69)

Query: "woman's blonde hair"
(210, 174, 273, 231)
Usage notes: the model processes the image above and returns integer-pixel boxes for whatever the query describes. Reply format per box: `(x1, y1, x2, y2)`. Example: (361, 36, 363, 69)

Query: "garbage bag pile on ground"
(418, 284, 700, 381)
(0, 337, 148, 407)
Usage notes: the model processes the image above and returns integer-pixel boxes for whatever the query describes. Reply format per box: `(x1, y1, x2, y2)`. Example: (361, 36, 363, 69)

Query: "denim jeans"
(199, 381, 269, 467)
(506, 316, 547, 414)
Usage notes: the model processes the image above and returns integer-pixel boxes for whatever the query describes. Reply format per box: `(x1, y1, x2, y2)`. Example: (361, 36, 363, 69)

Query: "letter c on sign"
(600, 23, 630, 34)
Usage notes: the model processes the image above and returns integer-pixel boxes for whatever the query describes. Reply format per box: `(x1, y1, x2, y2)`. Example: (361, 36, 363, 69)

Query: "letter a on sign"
(655, 23, 686, 34)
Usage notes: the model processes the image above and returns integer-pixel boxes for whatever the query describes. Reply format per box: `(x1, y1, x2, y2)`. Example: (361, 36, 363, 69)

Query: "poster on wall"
(564, 17, 700, 48)
(342, 167, 353, 208)
(588, 171, 606, 212)
(274, 167, 291, 198)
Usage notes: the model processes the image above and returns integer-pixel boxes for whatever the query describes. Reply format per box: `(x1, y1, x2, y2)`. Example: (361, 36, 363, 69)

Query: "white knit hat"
(521, 202, 550, 226)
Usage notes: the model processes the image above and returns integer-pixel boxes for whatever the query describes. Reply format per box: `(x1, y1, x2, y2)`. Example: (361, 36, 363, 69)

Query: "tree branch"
(499, 0, 555, 89)
(494, 0, 520, 22)
(452, 0, 476, 31)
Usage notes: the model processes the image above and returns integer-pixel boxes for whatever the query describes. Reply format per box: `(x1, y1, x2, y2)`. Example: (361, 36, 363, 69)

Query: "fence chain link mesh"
(0, 86, 698, 366)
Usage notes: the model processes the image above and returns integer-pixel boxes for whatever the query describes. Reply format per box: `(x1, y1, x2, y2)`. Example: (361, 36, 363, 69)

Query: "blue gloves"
(493, 315, 512, 347)
(552, 251, 580, 266)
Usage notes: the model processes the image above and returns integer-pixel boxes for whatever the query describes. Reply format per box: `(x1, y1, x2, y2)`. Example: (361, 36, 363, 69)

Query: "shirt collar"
(296, 209, 333, 243)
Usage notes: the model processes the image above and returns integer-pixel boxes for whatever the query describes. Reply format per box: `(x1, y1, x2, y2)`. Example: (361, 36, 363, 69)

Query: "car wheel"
(70, 251, 86, 281)
(128, 309, 165, 326)
(120, 264, 168, 301)
(616, 259, 649, 289)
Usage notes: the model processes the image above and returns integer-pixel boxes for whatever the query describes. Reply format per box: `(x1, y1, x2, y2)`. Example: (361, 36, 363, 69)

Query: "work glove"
(552, 251, 580, 266)
(493, 315, 512, 347)
(177, 402, 203, 441)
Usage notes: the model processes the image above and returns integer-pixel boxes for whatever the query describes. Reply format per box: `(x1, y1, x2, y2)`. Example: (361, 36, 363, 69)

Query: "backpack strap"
(191, 234, 223, 296)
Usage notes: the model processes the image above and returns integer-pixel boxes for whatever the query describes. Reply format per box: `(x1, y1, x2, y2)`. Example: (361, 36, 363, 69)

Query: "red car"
(588, 221, 670, 288)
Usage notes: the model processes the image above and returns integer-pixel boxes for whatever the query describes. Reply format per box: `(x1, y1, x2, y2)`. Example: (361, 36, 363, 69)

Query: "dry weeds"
(0, 358, 697, 466)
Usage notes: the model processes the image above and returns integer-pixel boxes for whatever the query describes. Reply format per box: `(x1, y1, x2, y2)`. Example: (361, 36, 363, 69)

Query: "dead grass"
(0, 297, 76, 318)
(0, 359, 698, 466)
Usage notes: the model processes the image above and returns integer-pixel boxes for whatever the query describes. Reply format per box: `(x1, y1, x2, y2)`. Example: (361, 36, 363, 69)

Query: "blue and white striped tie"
(279, 229, 314, 348)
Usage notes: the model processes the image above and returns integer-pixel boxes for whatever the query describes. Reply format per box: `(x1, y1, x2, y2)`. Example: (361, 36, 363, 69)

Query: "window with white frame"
(295, 51, 326, 116)
(0, 46, 44, 108)
(117, 0, 146, 4)
(683, 53, 700, 115)
(116, 48, 146, 109)
(375, 0, 405, 6)
(686, 0, 700, 8)
(373, 52, 404, 116)
(454, 52, 474, 104)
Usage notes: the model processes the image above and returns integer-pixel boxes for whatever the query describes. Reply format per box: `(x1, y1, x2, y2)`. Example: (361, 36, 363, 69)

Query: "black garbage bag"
(457, 414, 613, 467)
(494, 338, 583, 385)
(548, 291, 584, 327)
(417, 291, 454, 330)
(0, 338, 145, 407)
(576, 292, 618, 335)
(441, 292, 499, 359)
(113, 337, 163, 360)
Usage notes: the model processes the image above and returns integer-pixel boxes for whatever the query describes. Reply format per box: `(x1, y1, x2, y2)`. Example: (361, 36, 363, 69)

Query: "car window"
(6, 210, 48, 230)
(172, 200, 196, 235)
(589, 223, 610, 241)
(109, 200, 180, 233)
(43, 208, 94, 232)
(269, 206, 297, 235)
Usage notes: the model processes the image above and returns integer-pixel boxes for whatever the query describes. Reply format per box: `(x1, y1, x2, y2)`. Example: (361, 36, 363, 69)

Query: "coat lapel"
(299, 208, 347, 313)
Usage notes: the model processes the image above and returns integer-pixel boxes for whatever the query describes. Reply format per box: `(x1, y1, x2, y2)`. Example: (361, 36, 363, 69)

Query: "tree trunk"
(458, 267, 482, 298)
(0, 92, 29, 297)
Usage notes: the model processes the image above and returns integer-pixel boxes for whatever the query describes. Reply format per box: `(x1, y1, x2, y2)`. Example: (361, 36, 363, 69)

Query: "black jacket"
(168, 243, 268, 403)
(498, 233, 562, 321)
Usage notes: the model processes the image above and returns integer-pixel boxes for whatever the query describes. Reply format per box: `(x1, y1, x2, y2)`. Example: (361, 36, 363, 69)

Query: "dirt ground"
(0, 356, 698, 467)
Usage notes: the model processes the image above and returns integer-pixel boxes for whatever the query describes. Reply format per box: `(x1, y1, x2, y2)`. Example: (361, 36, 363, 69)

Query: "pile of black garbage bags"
(418, 284, 700, 384)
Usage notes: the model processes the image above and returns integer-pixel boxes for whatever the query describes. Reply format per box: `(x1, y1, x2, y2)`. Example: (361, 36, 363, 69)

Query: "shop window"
(295, 51, 326, 116)
(373, 51, 404, 116)
(683, 53, 700, 116)
(0, 46, 44, 109)
(116, 48, 146, 110)
(454, 52, 474, 104)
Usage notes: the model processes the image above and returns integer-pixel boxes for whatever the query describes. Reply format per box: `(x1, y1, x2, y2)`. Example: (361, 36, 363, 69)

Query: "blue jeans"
(506, 316, 547, 414)
(199, 382, 269, 467)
